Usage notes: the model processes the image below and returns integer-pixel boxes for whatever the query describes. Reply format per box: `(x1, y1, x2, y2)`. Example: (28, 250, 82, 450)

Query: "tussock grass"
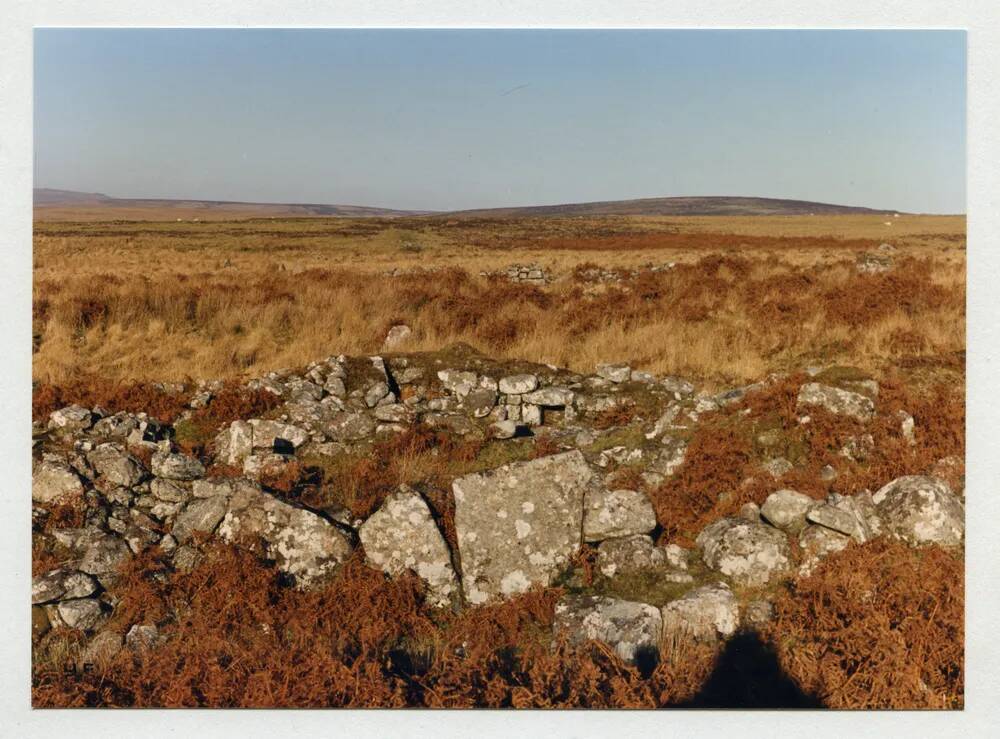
(32, 215, 965, 387)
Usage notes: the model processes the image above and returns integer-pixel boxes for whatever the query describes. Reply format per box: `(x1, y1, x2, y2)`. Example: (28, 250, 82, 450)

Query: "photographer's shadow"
(676, 631, 824, 709)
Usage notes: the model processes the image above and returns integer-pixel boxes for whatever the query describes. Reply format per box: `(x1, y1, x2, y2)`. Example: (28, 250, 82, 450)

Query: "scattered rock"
(554, 594, 662, 666)
(760, 489, 816, 534)
(873, 476, 964, 547)
(32, 460, 84, 503)
(151, 452, 205, 481)
(583, 488, 656, 542)
(32, 568, 99, 604)
(359, 486, 460, 608)
(661, 583, 739, 646)
(596, 363, 631, 383)
(797, 383, 875, 422)
(696, 517, 792, 587)
(218, 482, 353, 586)
(382, 324, 413, 350)
(56, 598, 104, 631)
(171, 496, 230, 543)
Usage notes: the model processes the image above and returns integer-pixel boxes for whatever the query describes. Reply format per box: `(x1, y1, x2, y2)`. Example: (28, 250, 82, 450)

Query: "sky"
(33, 29, 966, 213)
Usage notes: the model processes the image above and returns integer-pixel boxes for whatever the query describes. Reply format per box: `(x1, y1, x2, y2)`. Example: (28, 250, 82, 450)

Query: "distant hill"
(32, 188, 433, 218)
(446, 196, 900, 218)
(34, 189, 900, 220)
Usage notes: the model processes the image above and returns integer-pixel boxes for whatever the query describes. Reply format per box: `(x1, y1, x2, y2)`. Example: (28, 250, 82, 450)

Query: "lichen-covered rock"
(56, 598, 105, 631)
(151, 451, 205, 481)
(32, 568, 99, 604)
(437, 369, 478, 398)
(248, 419, 310, 451)
(382, 324, 412, 350)
(696, 517, 792, 587)
(171, 495, 229, 543)
(82, 631, 123, 663)
(523, 387, 574, 407)
(125, 623, 160, 652)
(760, 489, 816, 534)
(798, 524, 851, 576)
(321, 411, 376, 441)
(453, 450, 591, 604)
(582, 488, 656, 542)
(78, 532, 132, 576)
(797, 382, 875, 422)
(32, 460, 84, 503)
(595, 363, 631, 383)
(554, 594, 662, 666)
(661, 582, 739, 646)
(49, 404, 93, 432)
(87, 443, 146, 488)
(214, 420, 254, 466)
(873, 476, 964, 547)
(218, 482, 353, 586)
(359, 486, 459, 608)
(498, 374, 538, 395)
(595, 535, 692, 581)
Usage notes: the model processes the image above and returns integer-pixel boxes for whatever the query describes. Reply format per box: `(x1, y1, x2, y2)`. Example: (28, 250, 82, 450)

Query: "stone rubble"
(30, 349, 963, 668)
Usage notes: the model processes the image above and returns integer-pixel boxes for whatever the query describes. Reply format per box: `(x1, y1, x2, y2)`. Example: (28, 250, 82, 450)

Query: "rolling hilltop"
(33, 188, 900, 220)
(448, 196, 899, 218)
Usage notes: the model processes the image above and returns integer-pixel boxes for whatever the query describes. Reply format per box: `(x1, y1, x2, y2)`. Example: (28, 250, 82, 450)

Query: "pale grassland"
(32, 214, 965, 387)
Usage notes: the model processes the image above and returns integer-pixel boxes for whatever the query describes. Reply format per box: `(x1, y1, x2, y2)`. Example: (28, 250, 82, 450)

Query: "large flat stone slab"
(453, 450, 592, 604)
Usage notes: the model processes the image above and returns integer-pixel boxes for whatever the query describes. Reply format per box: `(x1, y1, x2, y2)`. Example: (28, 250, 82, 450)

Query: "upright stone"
(452, 450, 591, 604)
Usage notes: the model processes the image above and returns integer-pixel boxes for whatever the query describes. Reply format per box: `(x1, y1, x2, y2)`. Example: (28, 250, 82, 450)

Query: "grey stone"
(383, 324, 413, 350)
(87, 444, 146, 487)
(798, 524, 851, 576)
(873, 475, 964, 547)
(150, 478, 192, 504)
(125, 623, 160, 652)
(79, 533, 132, 576)
(521, 404, 543, 425)
(322, 411, 376, 441)
(661, 583, 739, 646)
(760, 489, 817, 534)
(498, 374, 538, 395)
(32, 461, 84, 504)
(582, 488, 656, 542)
(762, 457, 794, 478)
(523, 387, 574, 407)
(744, 599, 774, 628)
(596, 363, 631, 383)
(249, 419, 310, 450)
(807, 503, 864, 539)
(365, 381, 391, 408)
(57, 598, 104, 631)
(453, 450, 591, 604)
(82, 631, 123, 663)
(596, 535, 692, 581)
(218, 483, 353, 586)
(214, 420, 254, 465)
(49, 404, 93, 432)
(797, 383, 875, 422)
(554, 594, 662, 666)
(490, 419, 518, 439)
(437, 369, 478, 398)
(359, 486, 459, 608)
(32, 568, 99, 604)
(151, 452, 205, 481)
(171, 496, 229, 543)
(696, 517, 792, 587)
(463, 387, 498, 418)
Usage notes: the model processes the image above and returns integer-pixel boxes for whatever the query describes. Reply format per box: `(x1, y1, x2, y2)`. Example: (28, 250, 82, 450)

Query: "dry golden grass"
(32, 214, 965, 387)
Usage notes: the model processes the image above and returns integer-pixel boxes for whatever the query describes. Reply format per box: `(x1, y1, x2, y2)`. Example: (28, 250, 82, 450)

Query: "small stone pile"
(480, 263, 552, 284)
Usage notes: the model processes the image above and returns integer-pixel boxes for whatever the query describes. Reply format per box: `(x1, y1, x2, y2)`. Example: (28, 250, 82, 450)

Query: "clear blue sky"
(34, 29, 966, 213)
